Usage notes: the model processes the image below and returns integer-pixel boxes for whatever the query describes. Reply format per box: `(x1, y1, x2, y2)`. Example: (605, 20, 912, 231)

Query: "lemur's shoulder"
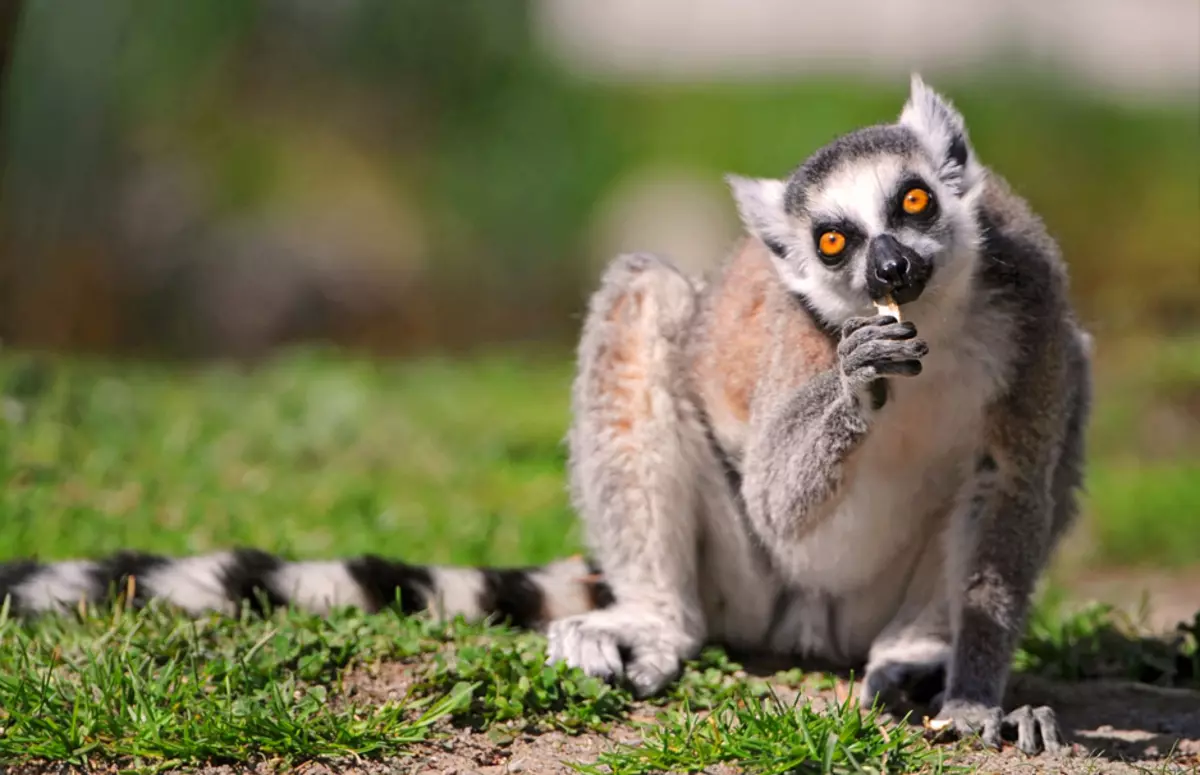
(972, 171, 1088, 374)
(689, 236, 836, 449)
(974, 171, 1070, 308)
(973, 170, 1090, 454)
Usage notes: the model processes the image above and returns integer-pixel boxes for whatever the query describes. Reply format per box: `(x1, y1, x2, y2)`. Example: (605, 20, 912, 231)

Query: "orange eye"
(902, 188, 931, 215)
(819, 230, 846, 257)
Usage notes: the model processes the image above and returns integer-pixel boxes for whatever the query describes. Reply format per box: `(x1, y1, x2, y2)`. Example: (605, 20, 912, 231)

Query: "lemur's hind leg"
(548, 253, 710, 697)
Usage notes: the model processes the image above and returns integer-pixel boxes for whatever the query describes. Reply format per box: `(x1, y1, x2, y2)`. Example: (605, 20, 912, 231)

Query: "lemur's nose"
(875, 254, 908, 286)
(869, 234, 910, 287)
(866, 233, 929, 305)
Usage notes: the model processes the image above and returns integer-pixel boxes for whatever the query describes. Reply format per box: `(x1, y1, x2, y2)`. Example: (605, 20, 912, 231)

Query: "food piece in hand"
(875, 295, 902, 322)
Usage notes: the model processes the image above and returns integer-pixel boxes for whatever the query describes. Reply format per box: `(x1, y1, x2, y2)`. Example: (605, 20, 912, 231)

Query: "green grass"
(412, 628, 631, 732)
(1086, 461, 1200, 567)
(2, 600, 1189, 773)
(0, 345, 1197, 771)
(580, 692, 955, 775)
(0, 601, 957, 773)
(1083, 333, 1200, 566)
(0, 605, 470, 767)
(2, 342, 1195, 567)
(0, 348, 580, 566)
(1015, 596, 1198, 687)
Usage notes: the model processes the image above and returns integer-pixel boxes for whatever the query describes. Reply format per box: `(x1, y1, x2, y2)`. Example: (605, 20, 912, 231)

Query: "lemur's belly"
(792, 378, 979, 582)
(753, 375, 985, 661)
(703, 434, 972, 661)
(792, 452, 964, 593)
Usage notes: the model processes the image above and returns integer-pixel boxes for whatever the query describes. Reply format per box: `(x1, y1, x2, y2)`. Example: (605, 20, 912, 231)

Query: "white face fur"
(728, 76, 987, 333)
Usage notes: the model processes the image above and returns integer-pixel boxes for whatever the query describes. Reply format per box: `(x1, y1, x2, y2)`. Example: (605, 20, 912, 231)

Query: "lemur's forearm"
(946, 486, 1049, 705)
(943, 343, 1077, 714)
(742, 371, 869, 540)
(742, 314, 925, 541)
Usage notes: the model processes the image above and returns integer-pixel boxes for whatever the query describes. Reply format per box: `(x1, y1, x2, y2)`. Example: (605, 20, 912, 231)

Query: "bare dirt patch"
(1000, 674, 1200, 771)
(398, 725, 648, 775)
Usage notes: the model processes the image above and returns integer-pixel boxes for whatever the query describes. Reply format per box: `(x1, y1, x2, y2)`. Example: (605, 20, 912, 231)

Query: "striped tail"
(0, 548, 615, 630)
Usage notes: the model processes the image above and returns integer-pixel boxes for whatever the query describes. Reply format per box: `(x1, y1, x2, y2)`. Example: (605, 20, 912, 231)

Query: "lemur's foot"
(859, 657, 946, 710)
(545, 607, 693, 698)
(930, 699, 1068, 756)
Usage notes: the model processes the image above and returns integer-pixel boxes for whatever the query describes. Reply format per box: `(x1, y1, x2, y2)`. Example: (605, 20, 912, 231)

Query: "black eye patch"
(810, 219, 865, 266)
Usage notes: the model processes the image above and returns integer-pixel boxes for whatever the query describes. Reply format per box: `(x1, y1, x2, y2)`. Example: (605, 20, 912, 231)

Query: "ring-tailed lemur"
(1, 76, 1090, 756)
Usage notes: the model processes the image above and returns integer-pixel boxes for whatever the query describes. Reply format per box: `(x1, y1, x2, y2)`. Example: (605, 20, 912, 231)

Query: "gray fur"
(552, 252, 711, 695)
(784, 125, 922, 215)
(933, 174, 1092, 753)
(555, 75, 1090, 756)
(741, 315, 928, 545)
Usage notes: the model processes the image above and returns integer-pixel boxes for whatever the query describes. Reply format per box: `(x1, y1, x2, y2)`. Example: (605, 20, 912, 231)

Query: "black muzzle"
(866, 234, 931, 306)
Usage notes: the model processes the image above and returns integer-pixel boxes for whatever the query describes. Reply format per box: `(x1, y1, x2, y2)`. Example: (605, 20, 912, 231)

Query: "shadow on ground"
(725, 626, 1200, 772)
(1007, 674, 1200, 763)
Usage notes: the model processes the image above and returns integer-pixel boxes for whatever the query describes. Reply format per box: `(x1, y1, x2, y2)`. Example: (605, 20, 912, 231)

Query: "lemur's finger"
(844, 338, 928, 372)
(840, 315, 887, 337)
(880, 321, 918, 340)
(980, 714, 1004, 750)
(1033, 706, 1067, 756)
(1006, 706, 1039, 755)
(840, 322, 918, 357)
(875, 360, 923, 377)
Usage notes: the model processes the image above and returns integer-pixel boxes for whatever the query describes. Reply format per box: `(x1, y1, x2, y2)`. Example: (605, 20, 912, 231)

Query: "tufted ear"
(899, 74, 982, 194)
(726, 174, 791, 258)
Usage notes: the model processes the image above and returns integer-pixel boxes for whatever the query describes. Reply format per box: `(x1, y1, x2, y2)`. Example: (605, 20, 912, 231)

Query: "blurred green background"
(0, 2, 1196, 584)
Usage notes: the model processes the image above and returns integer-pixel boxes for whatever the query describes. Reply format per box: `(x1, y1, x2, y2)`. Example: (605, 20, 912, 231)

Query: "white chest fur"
(783, 317, 1010, 596)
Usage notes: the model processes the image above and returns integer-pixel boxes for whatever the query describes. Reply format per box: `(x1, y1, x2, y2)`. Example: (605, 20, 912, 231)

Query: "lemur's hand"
(836, 315, 928, 391)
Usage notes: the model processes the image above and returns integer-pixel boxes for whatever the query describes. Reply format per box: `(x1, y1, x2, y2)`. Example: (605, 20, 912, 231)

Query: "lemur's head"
(728, 75, 986, 328)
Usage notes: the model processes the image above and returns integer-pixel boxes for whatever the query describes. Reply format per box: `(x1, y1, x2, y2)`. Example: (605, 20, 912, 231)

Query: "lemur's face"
(729, 76, 985, 328)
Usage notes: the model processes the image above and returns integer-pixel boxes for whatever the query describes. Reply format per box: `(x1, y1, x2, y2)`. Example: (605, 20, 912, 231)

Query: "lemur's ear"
(726, 175, 791, 258)
(899, 74, 982, 194)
